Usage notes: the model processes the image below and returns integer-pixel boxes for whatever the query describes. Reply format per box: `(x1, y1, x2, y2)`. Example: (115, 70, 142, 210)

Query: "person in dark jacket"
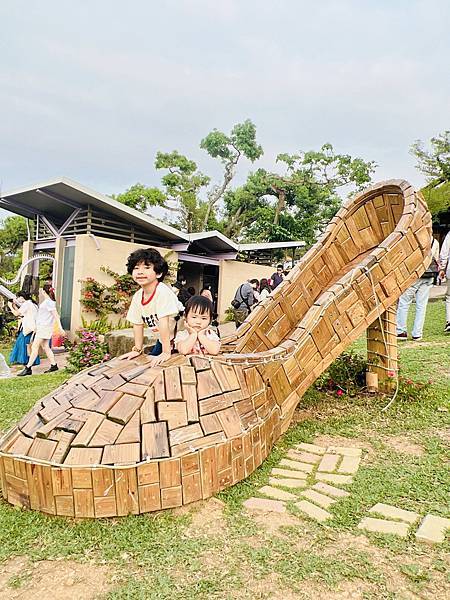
(232, 279, 259, 327)
(271, 264, 284, 289)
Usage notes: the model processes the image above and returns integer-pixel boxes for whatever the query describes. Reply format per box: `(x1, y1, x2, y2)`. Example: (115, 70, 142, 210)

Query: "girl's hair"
(184, 295, 213, 320)
(18, 291, 38, 305)
(126, 248, 169, 281)
(187, 286, 195, 295)
(260, 278, 271, 292)
(43, 283, 56, 301)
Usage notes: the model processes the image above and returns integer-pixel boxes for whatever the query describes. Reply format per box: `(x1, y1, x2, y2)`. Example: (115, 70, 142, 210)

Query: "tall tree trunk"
(274, 190, 286, 226)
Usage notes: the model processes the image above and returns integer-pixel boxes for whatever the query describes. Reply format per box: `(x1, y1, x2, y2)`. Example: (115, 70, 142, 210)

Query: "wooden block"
(140, 388, 156, 423)
(35, 412, 70, 439)
(190, 356, 210, 371)
(235, 398, 255, 417)
(169, 423, 203, 446)
(70, 389, 100, 410)
(196, 369, 222, 399)
(182, 472, 202, 504)
(223, 389, 244, 403)
(183, 384, 199, 422)
(107, 394, 144, 425)
(244, 368, 265, 395)
(180, 365, 196, 385)
(216, 407, 243, 438)
(138, 483, 161, 512)
(115, 468, 139, 515)
(52, 433, 75, 465)
(210, 362, 240, 392)
(92, 468, 115, 497)
(161, 486, 182, 509)
(153, 374, 166, 402)
(90, 391, 123, 414)
(198, 394, 232, 416)
(4, 433, 34, 456)
(142, 422, 170, 459)
(67, 407, 99, 422)
(72, 413, 105, 447)
(71, 468, 92, 488)
(164, 366, 183, 400)
(97, 373, 126, 391)
(57, 418, 85, 435)
(20, 414, 44, 438)
(64, 447, 103, 466)
(200, 413, 223, 435)
(89, 419, 123, 446)
(28, 438, 58, 461)
(102, 443, 140, 465)
(116, 411, 140, 444)
(159, 458, 181, 487)
(157, 401, 188, 429)
(116, 382, 148, 397)
(137, 462, 159, 486)
(217, 441, 232, 471)
(170, 432, 226, 457)
(94, 496, 117, 518)
(181, 453, 199, 476)
(51, 467, 72, 496)
(26, 464, 55, 514)
(55, 495, 75, 517)
(200, 446, 218, 499)
(74, 488, 94, 518)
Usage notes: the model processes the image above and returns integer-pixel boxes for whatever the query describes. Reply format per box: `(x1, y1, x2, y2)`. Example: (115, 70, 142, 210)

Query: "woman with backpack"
(231, 279, 259, 327)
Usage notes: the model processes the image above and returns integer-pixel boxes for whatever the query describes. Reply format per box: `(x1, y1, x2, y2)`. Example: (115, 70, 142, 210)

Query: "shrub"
(65, 328, 110, 373)
(315, 350, 368, 395)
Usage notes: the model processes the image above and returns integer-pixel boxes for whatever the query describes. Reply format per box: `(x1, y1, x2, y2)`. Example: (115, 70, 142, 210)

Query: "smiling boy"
(122, 248, 180, 365)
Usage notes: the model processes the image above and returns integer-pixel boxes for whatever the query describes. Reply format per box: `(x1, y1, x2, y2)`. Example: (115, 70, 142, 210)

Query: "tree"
(200, 119, 263, 229)
(0, 215, 29, 279)
(411, 131, 450, 186)
(222, 144, 376, 245)
(113, 183, 166, 212)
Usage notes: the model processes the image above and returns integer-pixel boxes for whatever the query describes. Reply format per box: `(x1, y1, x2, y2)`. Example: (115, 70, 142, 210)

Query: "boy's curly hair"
(126, 248, 169, 281)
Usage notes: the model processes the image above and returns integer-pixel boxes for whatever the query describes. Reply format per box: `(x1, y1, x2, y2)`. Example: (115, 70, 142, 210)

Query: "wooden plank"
(142, 422, 170, 459)
(244, 368, 265, 395)
(159, 458, 181, 488)
(116, 411, 140, 444)
(57, 418, 85, 435)
(20, 414, 43, 438)
(190, 356, 210, 371)
(26, 463, 55, 514)
(216, 407, 242, 438)
(107, 394, 144, 425)
(200, 413, 222, 435)
(137, 462, 159, 486)
(169, 423, 203, 446)
(64, 447, 103, 466)
(94, 496, 117, 518)
(71, 413, 105, 447)
(140, 388, 156, 423)
(170, 432, 226, 457)
(153, 374, 166, 402)
(183, 384, 199, 422)
(164, 367, 183, 400)
(182, 472, 202, 504)
(74, 488, 94, 518)
(161, 486, 182, 509)
(70, 389, 100, 410)
(92, 468, 115, 497)
(210, 362, 240, 392)
(200, 446, 218, 499)
(102, 443, 140, 465)
(90, 391, 123, 414)
(4, 433, 34, 456)
(196, 369, 222, 399)
(198, 394, 232, 416)
(96, 373, 126, 391)
(52, 432, 75, 464)
(157, 401, 188, 429)
(116, 382, 148, 397)
(35, 412, 70, 439)
(180, 365, 196, 385)
(88, 419, 123, 446)
(138, 483, 161, 512)
(51, 467, 72, 495)
(27, 438, 58, 461)
(115, 468, 139, 515)
(131, 367, 161, 386)
(55, 495, 75, 517)
(181, 453, 199, 476)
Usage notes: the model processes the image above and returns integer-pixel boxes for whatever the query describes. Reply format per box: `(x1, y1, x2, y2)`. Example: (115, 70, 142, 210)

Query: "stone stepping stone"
(338, 455, 361, 474)
(302, 489, 336, 509)
(369, 503, 419, 524)
(296, 442, 326, 455)
(295, 500, 332, 523)
(269, 477, 307, 489)
(244, 497, 286, 513)
(312, 482, 350, 498)
(288, 450, 321, 464)
(415, 514, 450, 544)
(259, 485, 297, 502)
(317, 453, 341, 472)
(271, 468, 307, 480)
(279, 458, 314, 473)
(358, 517, 409, 537)
(315, 473, 353, 486)
(327, 446, 362, 457)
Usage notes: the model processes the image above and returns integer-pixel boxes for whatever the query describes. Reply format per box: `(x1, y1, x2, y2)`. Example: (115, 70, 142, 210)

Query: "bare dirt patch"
(383, 435, 424, 456)
(0, 556, 112, 600)
(250, 509, 301, 536)
(185, 497, 227, 538)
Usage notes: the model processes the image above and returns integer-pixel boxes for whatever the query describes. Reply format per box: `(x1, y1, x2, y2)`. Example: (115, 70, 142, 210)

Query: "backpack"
(231, 285, 251, 310)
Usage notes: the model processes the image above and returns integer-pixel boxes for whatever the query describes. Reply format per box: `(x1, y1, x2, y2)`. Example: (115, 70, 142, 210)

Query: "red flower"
(336, 389, 343, 396)
(387, 370, 395, 377)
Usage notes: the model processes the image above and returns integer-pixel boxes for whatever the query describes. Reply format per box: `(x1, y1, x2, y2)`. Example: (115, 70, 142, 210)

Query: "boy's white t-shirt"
(126, 282, 180, 340)
(36, 299, 56, 327)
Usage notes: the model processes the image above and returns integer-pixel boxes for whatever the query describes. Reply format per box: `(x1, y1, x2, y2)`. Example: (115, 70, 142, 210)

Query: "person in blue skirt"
(8, 292, 40, 366)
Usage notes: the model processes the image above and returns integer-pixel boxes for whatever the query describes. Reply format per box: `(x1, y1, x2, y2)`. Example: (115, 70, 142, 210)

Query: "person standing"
(231, 279, 259, 327)
(270, 265, 284, 290)
(396, 237, 440, 341)
(8, 292, 40, 366)
(17, 284, 64, 376)
(439, 230, 450, 333)
(259, 278, 272, 302)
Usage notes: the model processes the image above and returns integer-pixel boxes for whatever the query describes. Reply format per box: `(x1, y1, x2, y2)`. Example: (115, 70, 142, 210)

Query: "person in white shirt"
(17, 283, 64, 376)
(438, 231, 450, 333)
(121, 248, 180, 365)
(8, 292, 39, 366)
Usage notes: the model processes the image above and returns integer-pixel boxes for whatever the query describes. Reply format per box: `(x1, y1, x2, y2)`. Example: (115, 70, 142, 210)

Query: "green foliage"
(200, 119, 263, 164)
(411, 130, 450, 185)
(113, 183, 166, 211)
(0, 216, 29, 279)
(79, 268, 138, 317)
(421, 181, 450, 218)
(315, 351, 368, 395)
(80, 315, 127, 334)
(65, 328, 110, 372)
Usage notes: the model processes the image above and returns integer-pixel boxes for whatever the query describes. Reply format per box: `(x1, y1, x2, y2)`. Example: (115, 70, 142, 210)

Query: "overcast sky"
(1, 0, 449, 220)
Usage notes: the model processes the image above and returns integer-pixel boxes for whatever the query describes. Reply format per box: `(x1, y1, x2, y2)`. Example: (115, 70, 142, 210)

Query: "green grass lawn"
(0, 301, 449, 599)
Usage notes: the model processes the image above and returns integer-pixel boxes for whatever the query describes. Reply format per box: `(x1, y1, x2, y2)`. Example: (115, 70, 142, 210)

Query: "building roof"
(0, 177, 189, 243)
(238, 240, 306, 251)
(188, 231, 239, 253)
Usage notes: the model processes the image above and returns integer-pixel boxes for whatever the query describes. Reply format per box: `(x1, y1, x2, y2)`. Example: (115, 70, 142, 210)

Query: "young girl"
(8, 292, 40, 366)
(174, 295, 221, 355)
(122, 248, 181, 365)
(259, 278, 272, 302)
(17, 284, 64, 376)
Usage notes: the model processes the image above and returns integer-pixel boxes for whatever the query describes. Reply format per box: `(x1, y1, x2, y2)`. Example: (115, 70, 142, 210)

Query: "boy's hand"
(150, 352, 171, 366)
(120, 350, 142, 361)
